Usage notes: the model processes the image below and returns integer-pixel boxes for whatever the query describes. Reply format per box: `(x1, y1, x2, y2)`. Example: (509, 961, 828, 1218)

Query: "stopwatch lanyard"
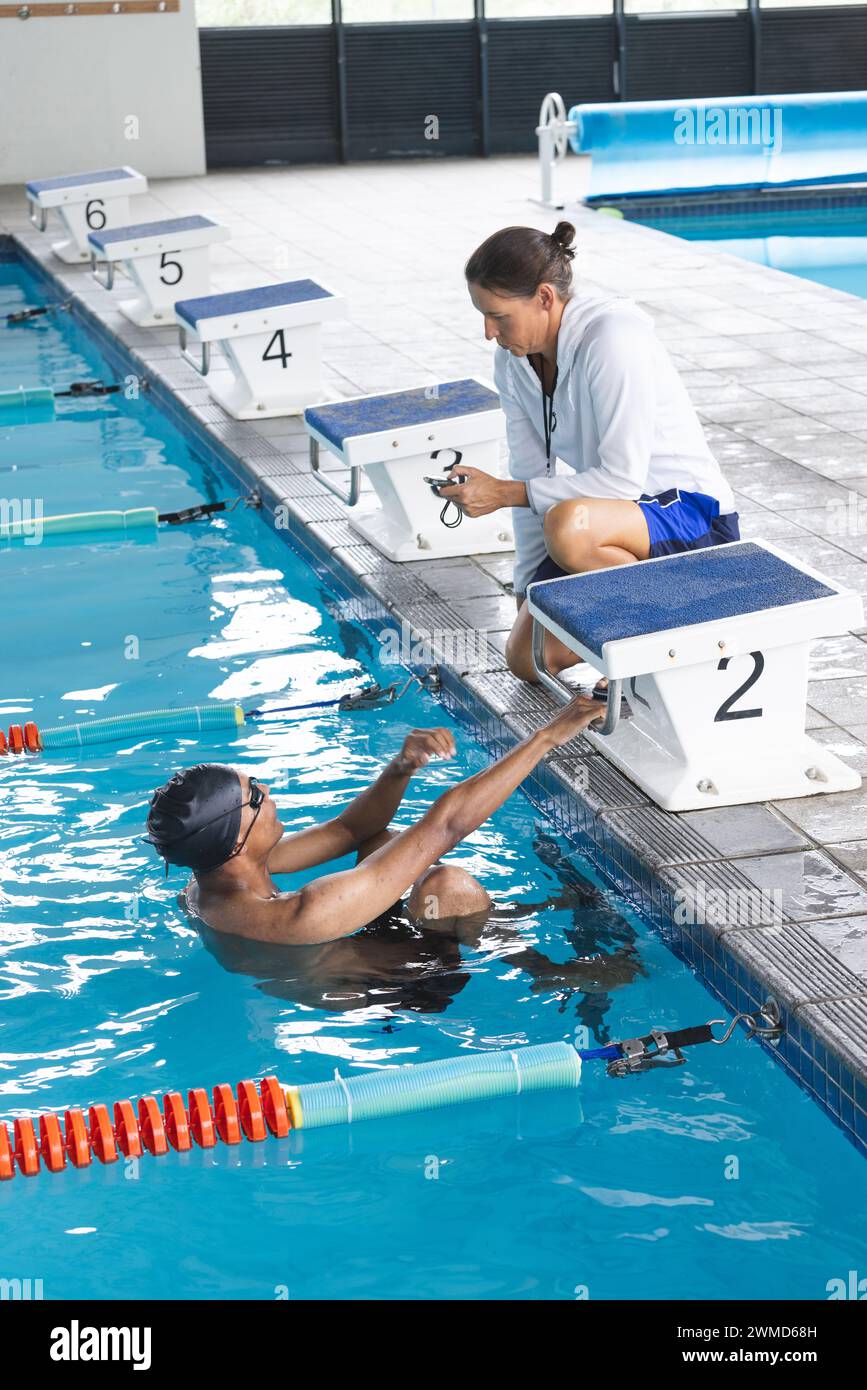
(533, 354, 558, 474)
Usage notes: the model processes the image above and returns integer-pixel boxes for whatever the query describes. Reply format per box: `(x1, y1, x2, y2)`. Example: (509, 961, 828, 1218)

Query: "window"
(341, 0, 474, 17)
(624, 0, 747, 12)
(485, 1, 613, 14)
(195, 0, 332, 24)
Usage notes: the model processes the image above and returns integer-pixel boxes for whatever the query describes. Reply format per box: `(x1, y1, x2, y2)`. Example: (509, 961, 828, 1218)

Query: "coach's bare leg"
(505, 497, 651, 683)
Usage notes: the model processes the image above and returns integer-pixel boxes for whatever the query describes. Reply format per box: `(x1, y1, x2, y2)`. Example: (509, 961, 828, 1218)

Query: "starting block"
(527, 540, 864, 812)
(304, 379, 514, 562)
(25, 167, 148, 264)
(88, 215, 230, 327)
(174, 279, 346, 419)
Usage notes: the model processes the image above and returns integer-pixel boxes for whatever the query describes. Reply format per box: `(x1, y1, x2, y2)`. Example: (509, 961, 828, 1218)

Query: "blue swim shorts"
(529, 489, 740, 586)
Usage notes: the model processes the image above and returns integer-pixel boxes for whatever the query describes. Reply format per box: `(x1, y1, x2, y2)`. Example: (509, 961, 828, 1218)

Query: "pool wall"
(4, 229, 866, 1160)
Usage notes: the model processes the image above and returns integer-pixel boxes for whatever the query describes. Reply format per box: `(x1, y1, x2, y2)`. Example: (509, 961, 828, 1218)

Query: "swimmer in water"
(145, 693, 607, 947)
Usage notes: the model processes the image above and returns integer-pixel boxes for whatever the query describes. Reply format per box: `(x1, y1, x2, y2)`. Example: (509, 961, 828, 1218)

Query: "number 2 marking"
(714, 651, 764, 722)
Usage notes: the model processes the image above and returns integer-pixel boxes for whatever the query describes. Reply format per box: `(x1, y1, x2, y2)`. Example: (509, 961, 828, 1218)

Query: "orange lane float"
(1, 1078, 289, 1179)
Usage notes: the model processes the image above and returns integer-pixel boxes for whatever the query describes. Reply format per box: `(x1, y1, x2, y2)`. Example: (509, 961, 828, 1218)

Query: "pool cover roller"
(569, 91, 867, 200)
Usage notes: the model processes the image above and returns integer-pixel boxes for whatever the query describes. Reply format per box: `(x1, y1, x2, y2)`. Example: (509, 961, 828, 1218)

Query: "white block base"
(51, 238, 90, 264)
(588, 721, 860, 812)
(348, 503, 514, 562)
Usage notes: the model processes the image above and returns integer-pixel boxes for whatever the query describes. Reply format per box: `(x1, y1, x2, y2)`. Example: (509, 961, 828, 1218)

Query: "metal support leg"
(308, 435, 361, 506)
(90, 253, 115, 291)
(531, 616, 621, 735)
(178, 327, 211, 377)
(28, 200, 48, 233)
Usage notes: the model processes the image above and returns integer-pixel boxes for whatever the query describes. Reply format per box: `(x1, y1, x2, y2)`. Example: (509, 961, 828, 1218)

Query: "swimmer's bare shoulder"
(181, 877, 313, 944)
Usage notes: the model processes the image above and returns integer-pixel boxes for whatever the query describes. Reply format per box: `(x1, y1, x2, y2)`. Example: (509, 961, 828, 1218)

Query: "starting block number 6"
(86, 200, 106, 230)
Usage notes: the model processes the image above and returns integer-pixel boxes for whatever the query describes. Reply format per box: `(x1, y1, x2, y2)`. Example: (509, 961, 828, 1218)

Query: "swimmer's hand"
(391, 727, 456, 776)
(542, 694, 605, 749)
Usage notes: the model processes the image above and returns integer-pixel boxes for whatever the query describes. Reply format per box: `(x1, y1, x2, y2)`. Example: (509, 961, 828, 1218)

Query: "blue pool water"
(2, 252, 867, 1301)
(625, 204, 867, 300)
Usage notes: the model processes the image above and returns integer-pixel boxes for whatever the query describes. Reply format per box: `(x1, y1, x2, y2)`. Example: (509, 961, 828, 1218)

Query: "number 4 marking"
(263, 330, 293, 368)
(714, 651, 764, 722)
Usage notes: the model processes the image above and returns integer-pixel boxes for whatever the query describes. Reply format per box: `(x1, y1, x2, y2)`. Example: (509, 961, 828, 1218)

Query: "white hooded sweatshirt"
(492, 283, 736, 594)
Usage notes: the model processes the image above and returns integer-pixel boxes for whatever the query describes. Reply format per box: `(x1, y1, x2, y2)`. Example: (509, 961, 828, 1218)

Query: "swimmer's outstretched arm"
(266, 727, 456, 875)
(260, 695, 604, 945)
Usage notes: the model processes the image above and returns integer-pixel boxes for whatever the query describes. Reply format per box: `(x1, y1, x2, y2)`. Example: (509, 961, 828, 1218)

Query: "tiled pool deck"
(3, 156, 867, 1155)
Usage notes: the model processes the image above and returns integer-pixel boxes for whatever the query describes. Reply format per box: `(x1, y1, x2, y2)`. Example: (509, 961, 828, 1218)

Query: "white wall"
(0, 1, 207, 186)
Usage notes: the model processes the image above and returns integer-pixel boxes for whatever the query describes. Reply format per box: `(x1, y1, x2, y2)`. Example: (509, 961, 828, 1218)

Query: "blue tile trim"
(592, 186, 867, 220)
(6, 232, 865, 1161)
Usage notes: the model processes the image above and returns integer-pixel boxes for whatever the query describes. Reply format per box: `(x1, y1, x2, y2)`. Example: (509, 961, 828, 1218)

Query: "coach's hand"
(438, 466, 527, 518)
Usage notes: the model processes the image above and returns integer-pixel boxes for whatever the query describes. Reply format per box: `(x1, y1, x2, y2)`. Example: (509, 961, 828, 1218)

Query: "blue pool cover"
(176, 280, 333, 326)
(529, 542, 836, 660)
(305, 379, 500, 450)
(568, 92, 867, 200)
(88, 215, 219, 250)
(26, 169, 136, 196)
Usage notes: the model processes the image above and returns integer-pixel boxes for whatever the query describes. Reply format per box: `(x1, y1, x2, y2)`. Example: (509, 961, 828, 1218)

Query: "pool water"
(626, 204, 867, 300)
(2, 253, 867, 1301)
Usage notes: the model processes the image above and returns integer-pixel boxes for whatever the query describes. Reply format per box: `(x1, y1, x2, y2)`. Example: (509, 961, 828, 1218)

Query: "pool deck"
(3, 156, 867, 1154)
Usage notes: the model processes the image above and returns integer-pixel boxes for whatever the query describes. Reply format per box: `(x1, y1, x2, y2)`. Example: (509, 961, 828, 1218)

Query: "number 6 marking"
(714, 651, 764, 722)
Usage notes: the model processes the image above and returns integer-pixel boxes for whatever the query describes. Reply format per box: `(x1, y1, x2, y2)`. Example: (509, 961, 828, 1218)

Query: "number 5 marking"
(714, 651, 764, 722)
(159, 251, 183, 286)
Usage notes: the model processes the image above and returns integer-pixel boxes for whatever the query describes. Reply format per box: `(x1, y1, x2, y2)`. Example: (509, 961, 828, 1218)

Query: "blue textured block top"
(175, 279, 333, 326)
(529, 542, 836, 660)
(305, 379, 499, 449)
(88, 215, 218, 249)
(27, 169, 135, 196)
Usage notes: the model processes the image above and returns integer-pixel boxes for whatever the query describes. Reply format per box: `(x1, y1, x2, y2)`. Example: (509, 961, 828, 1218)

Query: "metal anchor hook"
(708, 998, 784, 1045)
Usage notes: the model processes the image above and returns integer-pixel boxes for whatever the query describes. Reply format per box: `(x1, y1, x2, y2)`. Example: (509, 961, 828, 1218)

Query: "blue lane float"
(37, 704, 245, 752)
(565, 91, 867, 200)
(0, 506, 158, 543)
(287, 1043, 584, 1129)
(0, 385, 56, 426)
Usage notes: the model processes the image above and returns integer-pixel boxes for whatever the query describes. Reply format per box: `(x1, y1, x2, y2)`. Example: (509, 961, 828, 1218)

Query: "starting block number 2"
(714, 651, 764, 722)
(630, 650, 765, 725)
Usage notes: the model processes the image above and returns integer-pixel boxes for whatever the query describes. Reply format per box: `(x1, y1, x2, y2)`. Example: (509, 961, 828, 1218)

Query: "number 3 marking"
(714, 651, 764, 722)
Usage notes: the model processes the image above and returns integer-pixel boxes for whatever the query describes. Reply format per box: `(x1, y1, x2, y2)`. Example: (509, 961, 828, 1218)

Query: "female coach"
(440, 221, 739, 683)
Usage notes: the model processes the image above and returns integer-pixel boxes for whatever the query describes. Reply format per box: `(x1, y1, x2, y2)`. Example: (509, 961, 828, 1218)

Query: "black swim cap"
(146, 764, 243, 873)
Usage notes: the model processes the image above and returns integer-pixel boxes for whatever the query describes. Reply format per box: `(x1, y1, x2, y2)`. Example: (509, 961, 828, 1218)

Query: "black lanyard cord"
(534, 354, 558, 472)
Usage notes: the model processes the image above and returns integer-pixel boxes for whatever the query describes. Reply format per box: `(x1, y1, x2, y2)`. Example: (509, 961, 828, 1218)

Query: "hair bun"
(550, 220, 576, 260)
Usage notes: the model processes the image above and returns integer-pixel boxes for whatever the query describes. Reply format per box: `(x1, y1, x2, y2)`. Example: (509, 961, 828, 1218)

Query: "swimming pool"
(3, 250, 867, 1302)
(611, 195, 867, 301)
